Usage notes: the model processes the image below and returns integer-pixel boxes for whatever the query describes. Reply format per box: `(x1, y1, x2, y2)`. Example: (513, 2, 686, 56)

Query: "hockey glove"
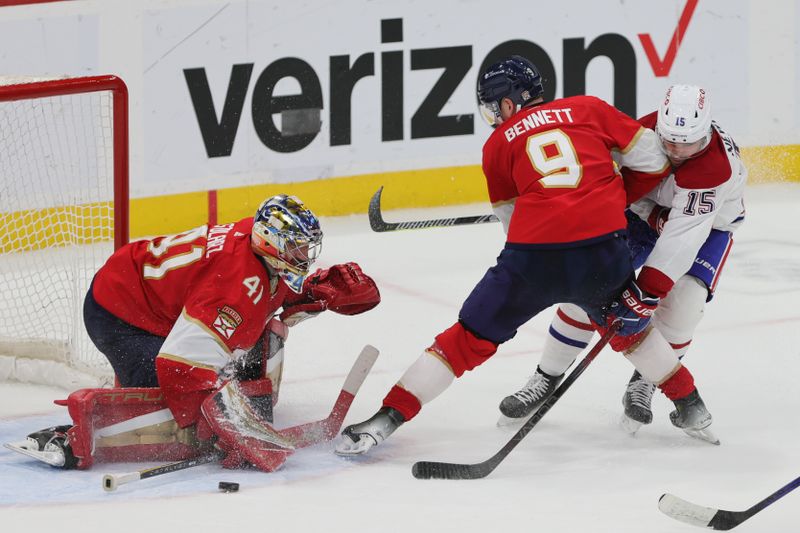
(647, 205, 670, 235)
(201, 380, 294, 472)
(280, 262, 380, 326)
(605, 279, 659, 338)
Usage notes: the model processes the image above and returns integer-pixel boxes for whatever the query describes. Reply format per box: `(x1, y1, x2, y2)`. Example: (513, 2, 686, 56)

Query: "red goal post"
(0, 75, 129, 389)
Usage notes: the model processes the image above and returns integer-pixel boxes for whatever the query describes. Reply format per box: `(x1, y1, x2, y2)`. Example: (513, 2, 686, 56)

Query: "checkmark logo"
(638, 0, 699, 77)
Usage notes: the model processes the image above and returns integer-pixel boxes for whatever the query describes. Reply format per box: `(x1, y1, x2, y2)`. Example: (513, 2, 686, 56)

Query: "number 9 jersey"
(482, 95, 670, 246)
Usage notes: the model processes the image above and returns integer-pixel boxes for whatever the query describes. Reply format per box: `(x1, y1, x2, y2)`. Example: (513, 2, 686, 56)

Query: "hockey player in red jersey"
(499, 85, 744, 439)
(11, 195, 380, 471)
(335, 56, 716, 457)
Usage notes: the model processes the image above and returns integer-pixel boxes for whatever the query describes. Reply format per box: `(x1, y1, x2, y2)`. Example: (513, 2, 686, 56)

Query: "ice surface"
(1, 184, 798, 532)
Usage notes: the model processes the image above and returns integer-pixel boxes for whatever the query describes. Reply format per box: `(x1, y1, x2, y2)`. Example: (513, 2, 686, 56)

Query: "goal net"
(0, 75, 129, 389)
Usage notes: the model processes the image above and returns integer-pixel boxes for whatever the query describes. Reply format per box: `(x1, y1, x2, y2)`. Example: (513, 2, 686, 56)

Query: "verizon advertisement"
(1, 0, 795, 198)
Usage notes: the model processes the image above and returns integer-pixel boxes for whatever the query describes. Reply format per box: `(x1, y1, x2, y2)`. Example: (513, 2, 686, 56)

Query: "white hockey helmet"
(656, 85, 712, 161)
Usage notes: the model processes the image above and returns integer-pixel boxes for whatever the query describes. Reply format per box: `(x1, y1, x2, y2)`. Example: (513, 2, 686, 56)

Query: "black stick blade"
(367, 186, 499, 233)
(412, 461, 490, 480)
(368, 186, 393, 232)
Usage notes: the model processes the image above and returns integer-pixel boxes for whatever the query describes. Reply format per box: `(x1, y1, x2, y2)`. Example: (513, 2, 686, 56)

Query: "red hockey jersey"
(482, 95, 669, 246)
(93, 218, 287, 351)
(93, 218, 291, 426)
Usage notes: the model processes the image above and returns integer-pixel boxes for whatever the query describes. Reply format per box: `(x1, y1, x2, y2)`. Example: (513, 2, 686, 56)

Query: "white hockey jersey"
(630, 120, 746, 297)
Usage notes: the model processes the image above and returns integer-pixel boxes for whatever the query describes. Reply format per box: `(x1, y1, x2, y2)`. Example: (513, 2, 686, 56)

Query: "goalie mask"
(251, 195, 323, 293)
(657, 85, 713, 164)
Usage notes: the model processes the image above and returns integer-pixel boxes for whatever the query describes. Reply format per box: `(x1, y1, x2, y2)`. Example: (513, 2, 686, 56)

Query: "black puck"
(218, 481, 239, 493)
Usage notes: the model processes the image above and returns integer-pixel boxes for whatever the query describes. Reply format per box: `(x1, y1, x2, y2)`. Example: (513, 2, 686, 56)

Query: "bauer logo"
(183, 18, 640, 157)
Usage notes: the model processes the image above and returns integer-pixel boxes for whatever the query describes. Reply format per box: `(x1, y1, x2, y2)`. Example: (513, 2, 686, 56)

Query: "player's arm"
(595, 101, 670, 203)
(482, 134, 518, 234)
(637, 178, 735, 298)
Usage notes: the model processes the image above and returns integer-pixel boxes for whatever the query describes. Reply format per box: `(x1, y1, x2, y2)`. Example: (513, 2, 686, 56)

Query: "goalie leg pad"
(58, 387, 203, 469)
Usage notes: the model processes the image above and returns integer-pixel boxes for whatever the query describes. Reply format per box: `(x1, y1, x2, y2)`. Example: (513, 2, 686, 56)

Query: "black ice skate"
(4, 425, 79, 468)
(620, 370, 657, 434)
(670, 389, 720, 445)
(334, 407, 405, 456)
(498, 366, 564, 426)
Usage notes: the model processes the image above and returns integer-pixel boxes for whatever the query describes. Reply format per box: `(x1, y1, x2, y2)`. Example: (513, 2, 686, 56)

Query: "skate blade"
(619, 414, 643, 435)
(496, 414, 526, 429)
(4, 441, 65, 466)
(681, 426, 720, 445)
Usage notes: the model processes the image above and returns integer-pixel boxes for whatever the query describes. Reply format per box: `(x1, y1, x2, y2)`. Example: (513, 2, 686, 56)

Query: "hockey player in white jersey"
(499, 85, 746, 436)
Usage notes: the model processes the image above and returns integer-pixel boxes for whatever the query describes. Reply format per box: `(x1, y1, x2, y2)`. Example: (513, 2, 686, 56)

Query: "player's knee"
(654, 275, 707, 344)
(431, 322, 498, 377)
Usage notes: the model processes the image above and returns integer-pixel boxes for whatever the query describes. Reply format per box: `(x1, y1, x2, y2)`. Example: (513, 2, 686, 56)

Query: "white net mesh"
(0, 76, 123, 388)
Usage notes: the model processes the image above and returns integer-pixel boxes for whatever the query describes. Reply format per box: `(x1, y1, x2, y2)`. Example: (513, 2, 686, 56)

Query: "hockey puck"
(218, 481, 239, 493)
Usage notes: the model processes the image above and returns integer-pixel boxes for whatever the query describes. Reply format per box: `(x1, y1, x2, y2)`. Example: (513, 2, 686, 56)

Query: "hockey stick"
(273, 344, 379, 448)
(658, 476, 800, 530)
(368, 186, 499, 232)
(101, 345, 379, 491)
(411, 323, 620, 480)
(102, 451, 224, 492)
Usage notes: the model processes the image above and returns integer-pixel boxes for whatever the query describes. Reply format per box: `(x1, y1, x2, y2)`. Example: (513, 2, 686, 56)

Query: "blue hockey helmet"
(251, 195, 323, 293)
(477, 55, 544, 126)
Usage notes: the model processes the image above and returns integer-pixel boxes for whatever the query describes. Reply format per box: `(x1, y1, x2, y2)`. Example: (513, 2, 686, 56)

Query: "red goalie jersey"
(482, 95, 670, 246)
(92, 218, 288, 425)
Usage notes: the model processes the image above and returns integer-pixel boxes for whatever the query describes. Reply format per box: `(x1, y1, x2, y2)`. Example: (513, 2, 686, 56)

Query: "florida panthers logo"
(213, 305, 243, 339)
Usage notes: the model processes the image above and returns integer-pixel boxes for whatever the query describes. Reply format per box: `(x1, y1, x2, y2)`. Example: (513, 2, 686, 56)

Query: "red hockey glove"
(647, 205, 670, 235)
(280, 262, 380, 326)
(201, 381, 294, 472)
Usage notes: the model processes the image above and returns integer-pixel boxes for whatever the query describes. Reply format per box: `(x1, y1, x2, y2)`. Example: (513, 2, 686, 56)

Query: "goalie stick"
(368, 186, 499, 232)
(658, 475, 800, 530)
(102, 345, 379, 491)
(411, 324, 620, 480)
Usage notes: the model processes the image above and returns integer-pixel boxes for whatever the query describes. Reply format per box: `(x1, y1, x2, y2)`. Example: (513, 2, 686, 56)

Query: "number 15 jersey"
(482, 95, 670, 247)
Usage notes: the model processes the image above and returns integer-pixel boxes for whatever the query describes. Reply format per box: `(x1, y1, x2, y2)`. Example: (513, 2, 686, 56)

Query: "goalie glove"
(280, 262, 380, 326)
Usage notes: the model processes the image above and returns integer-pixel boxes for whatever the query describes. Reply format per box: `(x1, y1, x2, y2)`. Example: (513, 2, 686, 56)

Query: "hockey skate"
(497, 367, 563, 427)
(334, 407, 404, 456)
(4, 425, 79, 468)
(670, 389, 720, 445)
(620, 370, 657, 435)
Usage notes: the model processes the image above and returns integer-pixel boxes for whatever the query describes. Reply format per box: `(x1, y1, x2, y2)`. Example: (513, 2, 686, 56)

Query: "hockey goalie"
(6, 195, 380, 472)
